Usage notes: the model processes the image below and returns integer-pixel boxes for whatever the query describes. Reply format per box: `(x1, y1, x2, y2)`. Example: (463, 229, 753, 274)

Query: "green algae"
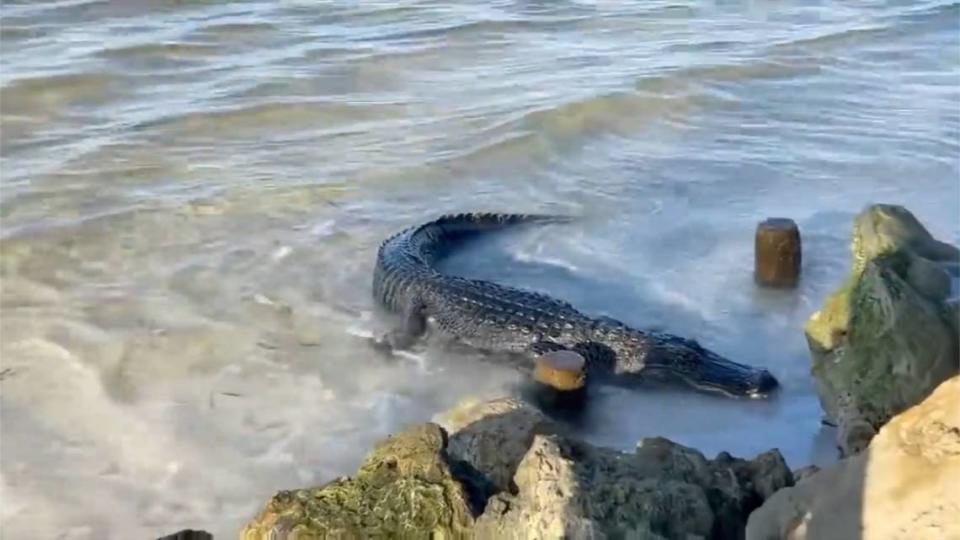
(241, 424, 475, 540)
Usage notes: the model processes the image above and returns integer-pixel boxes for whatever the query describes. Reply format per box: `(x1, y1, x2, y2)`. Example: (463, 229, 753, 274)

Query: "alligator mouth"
(684, 368, 780, 399)
(680, 355, 780, 399)
(640, 351, 781, 399)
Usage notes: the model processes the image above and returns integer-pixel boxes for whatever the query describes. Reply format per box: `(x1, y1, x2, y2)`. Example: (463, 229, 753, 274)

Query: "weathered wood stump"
(534, 350, 586, 391)
(754, 218, 802, 288)
(529, 350, 587, 415)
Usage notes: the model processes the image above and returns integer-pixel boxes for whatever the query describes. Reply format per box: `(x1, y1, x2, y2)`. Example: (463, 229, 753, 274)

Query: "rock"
(754, 217, 803, 288)
(791, 465, 820, 483)
(746, 375, 960, 540)
(947, 298, 960, 336)
(434, 397, 563, 493)
(240, 423, 479, 539)
(245, 398, 793, 540)
(850, 203, 959, 275)
(805, 204, 959, 455)
(475, 432, 793, 539)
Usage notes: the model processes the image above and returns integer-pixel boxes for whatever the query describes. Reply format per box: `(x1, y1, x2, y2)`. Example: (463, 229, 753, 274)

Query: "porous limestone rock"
(239, 423, 480, 539)
(746, 375, 960, 540)
(805, 204, 959, 455)
(243, 398, 793, 540)
(474, 432, 793, 539)
(433, 397, 563, 493)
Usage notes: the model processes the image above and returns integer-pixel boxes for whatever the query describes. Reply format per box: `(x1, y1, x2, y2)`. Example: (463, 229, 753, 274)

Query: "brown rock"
(755, 218, 802, 288)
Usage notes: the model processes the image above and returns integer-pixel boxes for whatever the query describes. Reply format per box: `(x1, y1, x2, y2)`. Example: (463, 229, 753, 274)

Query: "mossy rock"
(241, 424, 476, 540)
(813, 258, 957, 426)
(850, 203, 959, 276)
(805, 204, 959, 454)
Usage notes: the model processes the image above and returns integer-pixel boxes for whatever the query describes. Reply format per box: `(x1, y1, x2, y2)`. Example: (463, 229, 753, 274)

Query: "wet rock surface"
(805, 204, 959, 455)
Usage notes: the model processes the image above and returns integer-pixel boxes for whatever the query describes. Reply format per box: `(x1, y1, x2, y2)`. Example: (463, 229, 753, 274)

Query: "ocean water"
(1, 1, 958, 538)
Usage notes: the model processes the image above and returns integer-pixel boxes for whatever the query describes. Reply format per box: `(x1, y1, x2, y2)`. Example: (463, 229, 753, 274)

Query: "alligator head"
(620, 334, 780, 399)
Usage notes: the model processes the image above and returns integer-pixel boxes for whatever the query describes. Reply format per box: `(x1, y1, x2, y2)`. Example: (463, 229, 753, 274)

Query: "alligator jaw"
(633, 345, 781, 399)
(679, 354, 780, 399)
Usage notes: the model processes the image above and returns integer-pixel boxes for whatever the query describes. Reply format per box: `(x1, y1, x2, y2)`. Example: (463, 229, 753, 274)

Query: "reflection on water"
(1, 1, 958, 538)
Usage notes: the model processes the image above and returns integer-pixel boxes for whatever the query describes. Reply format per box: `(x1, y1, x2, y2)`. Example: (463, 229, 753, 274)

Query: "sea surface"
(1, 1, 958, 538)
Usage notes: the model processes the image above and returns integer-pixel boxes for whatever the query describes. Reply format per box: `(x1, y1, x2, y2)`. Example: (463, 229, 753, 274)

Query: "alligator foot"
(370, 300, 429, 357)
(369, 329, 418, 356)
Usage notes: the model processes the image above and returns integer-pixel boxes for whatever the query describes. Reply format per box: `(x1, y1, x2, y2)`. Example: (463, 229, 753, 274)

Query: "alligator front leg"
(372, 301, 427, 352)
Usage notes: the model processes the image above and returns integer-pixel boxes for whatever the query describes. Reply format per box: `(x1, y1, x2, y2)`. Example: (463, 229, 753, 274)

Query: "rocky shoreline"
(163, 204, 959, 540)
(241, 396, 795, 539)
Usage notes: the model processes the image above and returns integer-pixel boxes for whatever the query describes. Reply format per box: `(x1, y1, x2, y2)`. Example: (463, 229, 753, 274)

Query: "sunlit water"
(1, 1, 958, 538)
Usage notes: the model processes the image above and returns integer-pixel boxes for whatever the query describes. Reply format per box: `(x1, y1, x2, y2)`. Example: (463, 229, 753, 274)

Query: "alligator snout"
(671, 347, 781, 399)
(745, 369, 780, 399)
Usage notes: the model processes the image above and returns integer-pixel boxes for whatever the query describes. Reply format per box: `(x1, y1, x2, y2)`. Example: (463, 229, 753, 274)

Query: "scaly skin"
(372, 213, 779, 398)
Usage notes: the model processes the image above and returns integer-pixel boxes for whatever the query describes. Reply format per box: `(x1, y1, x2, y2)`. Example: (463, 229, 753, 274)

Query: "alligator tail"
(408, 212, 576, 265)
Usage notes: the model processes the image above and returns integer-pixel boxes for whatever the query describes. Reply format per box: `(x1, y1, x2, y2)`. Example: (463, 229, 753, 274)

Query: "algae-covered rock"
(805, 204, 959, 455)
(746, 375, 960, 540)
(474, 432, 794, 539)
(849, 203, 959, 277)
(240, 423, 478, 540)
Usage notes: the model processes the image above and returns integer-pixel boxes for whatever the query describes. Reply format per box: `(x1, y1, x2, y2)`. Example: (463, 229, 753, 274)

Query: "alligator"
(372, 212, 779, 398)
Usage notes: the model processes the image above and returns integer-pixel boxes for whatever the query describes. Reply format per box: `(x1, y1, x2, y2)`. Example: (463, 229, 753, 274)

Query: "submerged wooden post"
(534, 350, 586, 391)
(530, 350, 587, 414)
(755, 218, 802, 288)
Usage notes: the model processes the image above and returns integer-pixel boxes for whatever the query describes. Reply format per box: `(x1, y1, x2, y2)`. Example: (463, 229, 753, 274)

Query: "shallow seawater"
(1, 1, 958, 538)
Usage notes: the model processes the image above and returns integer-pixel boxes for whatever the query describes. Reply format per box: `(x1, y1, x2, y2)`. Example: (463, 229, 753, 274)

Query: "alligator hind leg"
(372, 301, 427, 353)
